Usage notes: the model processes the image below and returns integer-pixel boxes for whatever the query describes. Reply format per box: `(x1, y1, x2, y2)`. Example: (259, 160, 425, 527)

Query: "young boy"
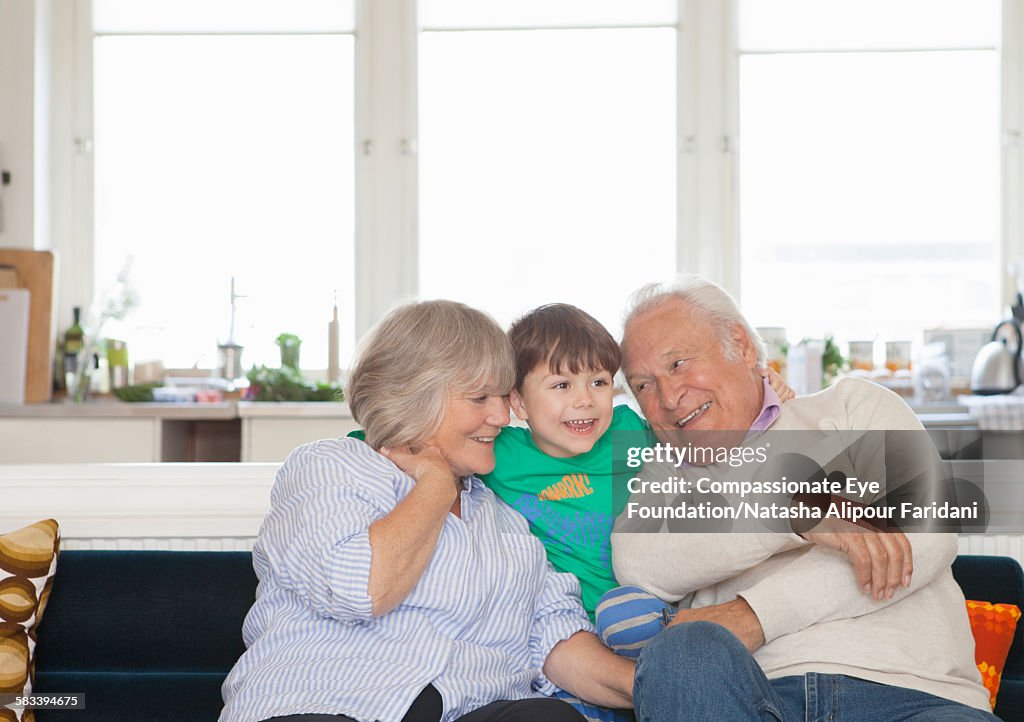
(480, 303, 646, 621)
(482, 303, 791, 621)
(480, 304, 652, 722)
(481, 301, 790, 634)
(481, 303, 791, 722)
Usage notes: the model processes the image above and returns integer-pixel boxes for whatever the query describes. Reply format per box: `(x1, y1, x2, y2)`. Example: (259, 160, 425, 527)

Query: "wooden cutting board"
(0, 249, 57, 403)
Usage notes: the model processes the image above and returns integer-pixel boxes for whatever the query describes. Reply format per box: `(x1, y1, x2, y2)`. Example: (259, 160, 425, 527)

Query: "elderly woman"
(220, 300, 634, 722)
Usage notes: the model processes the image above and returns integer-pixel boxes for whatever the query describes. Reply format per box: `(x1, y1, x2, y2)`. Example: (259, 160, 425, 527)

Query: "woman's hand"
(381, 445, 458, 498)
(760, 367, 796, 402)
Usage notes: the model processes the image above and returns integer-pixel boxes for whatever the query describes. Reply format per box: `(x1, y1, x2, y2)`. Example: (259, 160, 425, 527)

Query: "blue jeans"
(633, 622, 999, 722)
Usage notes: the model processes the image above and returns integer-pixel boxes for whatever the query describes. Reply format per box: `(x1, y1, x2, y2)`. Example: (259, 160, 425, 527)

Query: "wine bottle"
(64, 306, 84, 374)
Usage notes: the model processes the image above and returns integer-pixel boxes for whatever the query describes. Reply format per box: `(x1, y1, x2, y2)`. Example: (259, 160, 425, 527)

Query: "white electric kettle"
(970, 319, 1022, 395)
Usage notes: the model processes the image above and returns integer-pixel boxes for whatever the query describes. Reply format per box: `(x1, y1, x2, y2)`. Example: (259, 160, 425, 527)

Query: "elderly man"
(612, 276, 994, 721)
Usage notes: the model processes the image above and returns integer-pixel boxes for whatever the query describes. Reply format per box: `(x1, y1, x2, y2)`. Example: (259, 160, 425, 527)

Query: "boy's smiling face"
(510, 362, 616, 458)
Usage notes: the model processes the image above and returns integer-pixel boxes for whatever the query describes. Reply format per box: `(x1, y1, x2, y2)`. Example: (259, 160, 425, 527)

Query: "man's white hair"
(622, 275, 767, 365)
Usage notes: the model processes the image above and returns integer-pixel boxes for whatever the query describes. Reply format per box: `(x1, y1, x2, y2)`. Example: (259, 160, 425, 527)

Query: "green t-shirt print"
(481, 405, 648, 618)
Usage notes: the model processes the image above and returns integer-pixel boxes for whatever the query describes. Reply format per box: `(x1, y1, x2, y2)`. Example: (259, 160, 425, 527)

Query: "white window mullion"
(678, 0, 736, 293)
(1004, 0, 1024, 304)
(354, 0, 418, 341)
(720, 0, 741, 298)
(676, 0, 699, 281)
(57, 0, 96, 335)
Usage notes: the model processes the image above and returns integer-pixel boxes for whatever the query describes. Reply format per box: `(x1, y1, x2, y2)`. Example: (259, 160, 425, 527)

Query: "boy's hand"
(760, 367, 795, 401)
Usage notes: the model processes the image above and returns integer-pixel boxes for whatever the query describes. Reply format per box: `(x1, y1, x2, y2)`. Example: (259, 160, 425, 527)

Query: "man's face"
(621, 298, 764, 443)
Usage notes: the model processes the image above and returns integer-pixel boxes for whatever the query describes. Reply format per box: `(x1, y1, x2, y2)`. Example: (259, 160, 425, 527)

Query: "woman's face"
(427, 390, 511, 478)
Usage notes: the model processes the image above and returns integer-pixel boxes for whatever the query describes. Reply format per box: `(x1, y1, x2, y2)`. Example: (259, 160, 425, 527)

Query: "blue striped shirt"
(220, 437, 593, 722)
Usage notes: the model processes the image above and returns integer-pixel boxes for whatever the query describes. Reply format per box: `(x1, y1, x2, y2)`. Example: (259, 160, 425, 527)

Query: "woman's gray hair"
(623, 275, 766, 365)
(347, 299, 515, 450)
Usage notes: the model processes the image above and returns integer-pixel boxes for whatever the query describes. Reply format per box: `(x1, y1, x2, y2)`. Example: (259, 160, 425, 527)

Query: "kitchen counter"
(0, 398, 986, 464)
(0, 399, 352, 419)
(0, 400, 236, 418)
(916, 412, 977, 428)
(0, 401, 357, 464)
(236, 401, 352, 418)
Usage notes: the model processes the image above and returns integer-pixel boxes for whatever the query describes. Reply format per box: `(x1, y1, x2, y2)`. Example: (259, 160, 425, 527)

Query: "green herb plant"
(245, 365, 344, 402)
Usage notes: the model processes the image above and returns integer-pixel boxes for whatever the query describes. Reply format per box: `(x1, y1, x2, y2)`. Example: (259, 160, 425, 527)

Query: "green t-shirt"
(480, 405, 649, 619)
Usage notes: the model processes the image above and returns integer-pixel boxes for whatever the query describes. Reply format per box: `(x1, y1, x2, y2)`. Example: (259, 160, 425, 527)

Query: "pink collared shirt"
(750, 375, 782, 432)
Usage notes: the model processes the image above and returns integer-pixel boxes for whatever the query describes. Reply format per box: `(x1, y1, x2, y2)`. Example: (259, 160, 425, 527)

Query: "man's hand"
(760, 367, 796, 402)
(801, 518, 913, 601)
(667, 598, 765, 653)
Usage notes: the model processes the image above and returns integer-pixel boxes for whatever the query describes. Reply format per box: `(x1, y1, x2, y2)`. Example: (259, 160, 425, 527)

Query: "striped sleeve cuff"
(325, 529, 375, 621)
(530, 612, 594, 695)
(529, 568, 594, 694)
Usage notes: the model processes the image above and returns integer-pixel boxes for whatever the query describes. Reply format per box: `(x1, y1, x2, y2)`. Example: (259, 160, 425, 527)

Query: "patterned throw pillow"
(965, 599, 1021, 710)
(0, 519, 60, 722)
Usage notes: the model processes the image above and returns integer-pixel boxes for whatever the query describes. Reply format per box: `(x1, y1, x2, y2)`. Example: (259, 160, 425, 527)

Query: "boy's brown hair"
(508, 303, 621, 390)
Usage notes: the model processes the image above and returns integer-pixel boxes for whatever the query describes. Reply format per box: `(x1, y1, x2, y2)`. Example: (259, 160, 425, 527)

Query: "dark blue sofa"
(30, 551, 1024, 722)
(33, 551, 255, 722)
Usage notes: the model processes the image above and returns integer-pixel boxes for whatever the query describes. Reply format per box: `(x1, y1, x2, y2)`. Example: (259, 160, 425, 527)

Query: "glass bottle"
(63, 306, 84, 375)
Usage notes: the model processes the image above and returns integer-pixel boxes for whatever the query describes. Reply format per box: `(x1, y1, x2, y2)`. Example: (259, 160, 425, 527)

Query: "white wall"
(0, 0, 91, 330)
(0, 0, 38, 249)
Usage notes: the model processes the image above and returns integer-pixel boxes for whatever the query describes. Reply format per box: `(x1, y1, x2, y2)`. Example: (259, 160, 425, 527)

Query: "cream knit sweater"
(612, 377, 989, 711)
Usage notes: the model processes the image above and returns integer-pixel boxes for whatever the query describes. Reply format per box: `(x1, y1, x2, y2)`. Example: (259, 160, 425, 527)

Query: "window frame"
(59, 0, 1024, 365)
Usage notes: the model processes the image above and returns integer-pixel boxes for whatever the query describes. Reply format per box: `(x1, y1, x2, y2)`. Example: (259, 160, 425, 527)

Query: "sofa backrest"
(34, 550, 258, 674)
(30, 549, 1024, 722)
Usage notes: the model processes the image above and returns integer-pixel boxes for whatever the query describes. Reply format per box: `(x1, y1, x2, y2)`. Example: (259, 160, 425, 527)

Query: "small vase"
(68, 340, 96, 403)
(279, 342, 301, 371)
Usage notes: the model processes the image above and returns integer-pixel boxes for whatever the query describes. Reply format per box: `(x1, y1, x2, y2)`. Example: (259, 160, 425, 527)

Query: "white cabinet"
(0, 402, 357, 463)
(238, 403, 359, 462)
(0, 418, 161, 462)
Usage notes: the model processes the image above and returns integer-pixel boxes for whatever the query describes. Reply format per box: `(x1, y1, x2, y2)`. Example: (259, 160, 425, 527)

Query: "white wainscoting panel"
(1, 462, 278, 550)
(3, 462, 1023, 560)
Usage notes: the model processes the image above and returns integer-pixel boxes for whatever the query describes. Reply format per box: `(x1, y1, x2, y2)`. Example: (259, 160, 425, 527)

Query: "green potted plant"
(276, 333, 302, 371)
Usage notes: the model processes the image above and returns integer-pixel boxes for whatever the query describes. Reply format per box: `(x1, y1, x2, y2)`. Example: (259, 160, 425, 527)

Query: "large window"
(68, 0, 1021, 373)
(418, 3, 677, 339)
(92, 0, 356, 369)
(736, 0, 1003, 347)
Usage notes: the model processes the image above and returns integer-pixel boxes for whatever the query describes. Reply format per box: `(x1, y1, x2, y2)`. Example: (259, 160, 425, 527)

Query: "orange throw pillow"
(965, 599, 1021, 710)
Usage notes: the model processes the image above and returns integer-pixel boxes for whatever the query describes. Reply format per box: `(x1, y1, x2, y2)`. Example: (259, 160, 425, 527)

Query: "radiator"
(61, 537, 256, 551)
(959, 534, 1024, 566)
